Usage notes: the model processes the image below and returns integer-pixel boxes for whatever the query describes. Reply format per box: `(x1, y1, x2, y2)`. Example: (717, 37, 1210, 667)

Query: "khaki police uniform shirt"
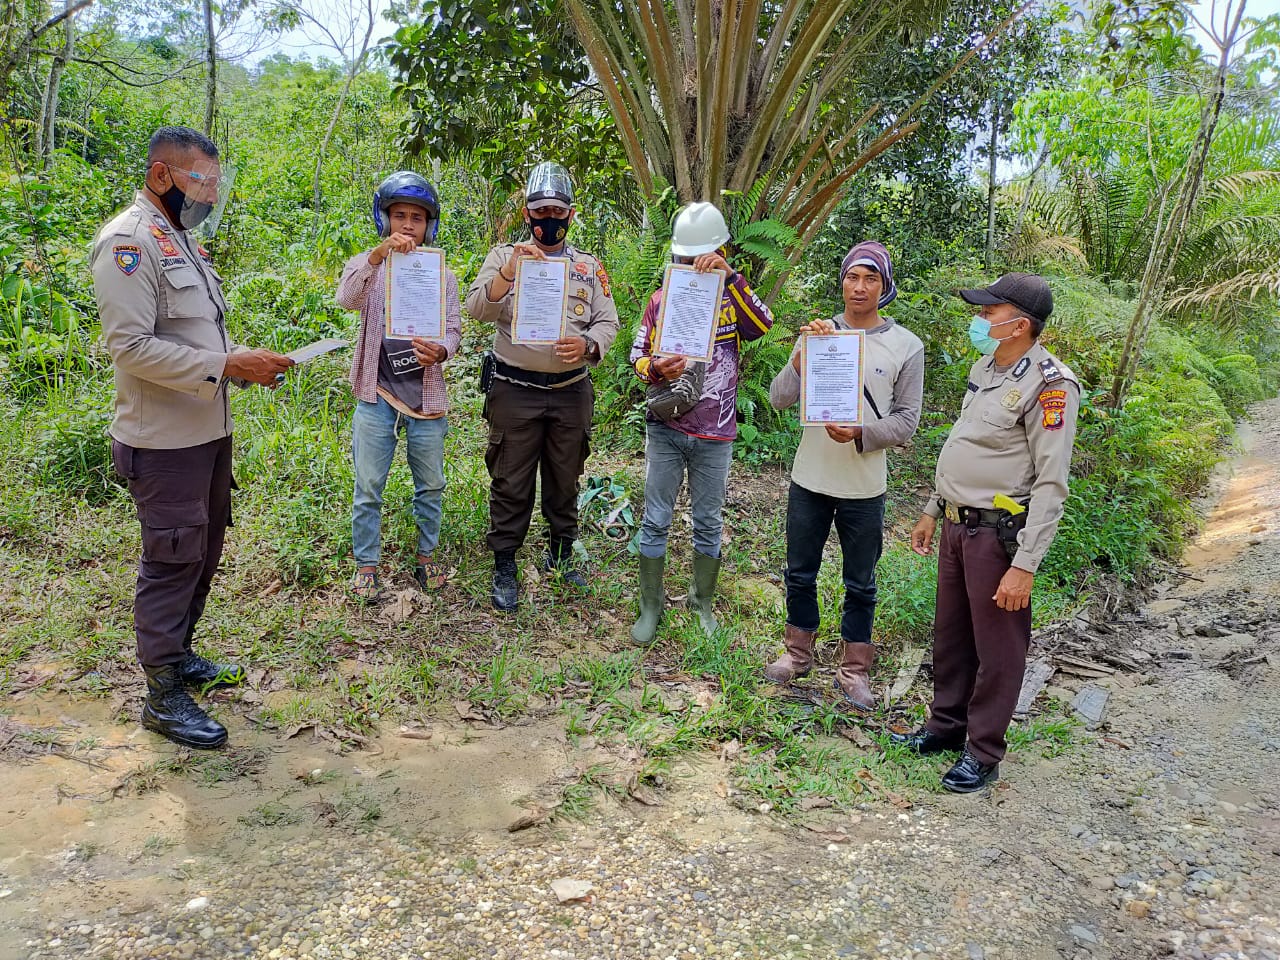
(465, 242, 621, 375)
(92, 191, 245, 449)
(925, 340, 1081, 574)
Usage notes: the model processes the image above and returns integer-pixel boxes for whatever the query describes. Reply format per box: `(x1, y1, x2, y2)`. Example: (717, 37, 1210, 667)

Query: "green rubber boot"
(629, 553, 666, 646)
(688, 550, 722, 636)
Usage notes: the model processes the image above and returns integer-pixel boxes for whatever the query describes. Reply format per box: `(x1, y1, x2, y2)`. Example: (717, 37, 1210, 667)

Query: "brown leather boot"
(833, 641, 876, 710)
(763, 624, 816, 683)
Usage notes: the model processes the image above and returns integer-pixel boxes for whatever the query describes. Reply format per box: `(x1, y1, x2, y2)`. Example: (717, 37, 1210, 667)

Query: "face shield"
(161, 156, 235, 236)
(194, 162, 235, 238)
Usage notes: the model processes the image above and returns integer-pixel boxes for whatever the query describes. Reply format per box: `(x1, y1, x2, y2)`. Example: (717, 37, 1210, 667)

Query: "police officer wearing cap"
(898, 272, 1080, 793)
(465, 162, 620, 612)
(91, 126, 294, 750)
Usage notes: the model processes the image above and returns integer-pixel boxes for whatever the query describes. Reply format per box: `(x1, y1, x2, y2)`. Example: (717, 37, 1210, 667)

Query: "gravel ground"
(6, 399, 1280, 960)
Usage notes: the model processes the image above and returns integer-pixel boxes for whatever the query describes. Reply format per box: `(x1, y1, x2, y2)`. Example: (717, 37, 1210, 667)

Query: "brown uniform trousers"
(926, 519, 1032, 765)
(112, 437, 233, 667)
(484, 375, 593, 553)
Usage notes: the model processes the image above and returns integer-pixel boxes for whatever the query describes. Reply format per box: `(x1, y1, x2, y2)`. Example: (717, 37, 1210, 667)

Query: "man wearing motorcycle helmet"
(338, 171, 463, 602)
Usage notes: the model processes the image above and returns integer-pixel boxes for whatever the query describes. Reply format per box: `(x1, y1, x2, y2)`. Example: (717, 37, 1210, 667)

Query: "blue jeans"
(639, 422, 733, 559)
(784, 482, 885, 643)
(351, 397, 447, 566)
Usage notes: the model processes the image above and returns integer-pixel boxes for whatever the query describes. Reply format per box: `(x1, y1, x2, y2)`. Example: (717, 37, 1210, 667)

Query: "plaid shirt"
(338, 251, 463, 416)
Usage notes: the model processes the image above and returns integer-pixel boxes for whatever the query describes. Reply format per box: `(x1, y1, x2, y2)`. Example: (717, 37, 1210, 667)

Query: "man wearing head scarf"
(764, 241, 925, 709)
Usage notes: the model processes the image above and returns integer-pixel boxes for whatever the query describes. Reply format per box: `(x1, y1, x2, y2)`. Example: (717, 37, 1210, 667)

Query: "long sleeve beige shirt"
(464, 242, 620, 374)
(91, 192, 246, 449)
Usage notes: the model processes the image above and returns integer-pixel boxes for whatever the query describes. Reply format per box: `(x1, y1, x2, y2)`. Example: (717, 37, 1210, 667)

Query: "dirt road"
(3, 400, 1278, 960)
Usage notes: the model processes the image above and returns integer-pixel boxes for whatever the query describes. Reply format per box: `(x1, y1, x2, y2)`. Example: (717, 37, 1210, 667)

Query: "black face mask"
(529, 214, 571, 246)
(160, 174, 213, 230)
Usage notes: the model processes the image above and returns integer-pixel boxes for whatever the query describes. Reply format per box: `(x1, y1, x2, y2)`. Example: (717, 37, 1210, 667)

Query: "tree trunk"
(1012, 142, 1049, 243)
(35, 0, 76, 169)
(0, 0, 94, 99)
(1109, 2, 1243, 408)
(984, 97, 1000, 270)
(312, 0, 375, 215)
(202, 0, 216, 136)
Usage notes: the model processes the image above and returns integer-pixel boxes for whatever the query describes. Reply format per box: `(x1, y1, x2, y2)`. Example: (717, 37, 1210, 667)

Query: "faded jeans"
(639, 421, 733, 559)
(351, 396, 447, 566)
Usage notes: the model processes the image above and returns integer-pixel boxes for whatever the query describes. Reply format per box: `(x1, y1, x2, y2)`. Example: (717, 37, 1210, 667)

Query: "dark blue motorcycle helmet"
(372, 171, 440, 242)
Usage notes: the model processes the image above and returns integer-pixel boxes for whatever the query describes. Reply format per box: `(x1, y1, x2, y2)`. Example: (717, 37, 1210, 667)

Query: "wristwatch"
(583, 337, 600, 361)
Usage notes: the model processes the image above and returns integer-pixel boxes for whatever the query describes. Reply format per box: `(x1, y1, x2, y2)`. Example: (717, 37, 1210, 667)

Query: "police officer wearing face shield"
(896, 273, 1080, 793)
(465, 162, 621, 612)
(91, 126, 294, 750)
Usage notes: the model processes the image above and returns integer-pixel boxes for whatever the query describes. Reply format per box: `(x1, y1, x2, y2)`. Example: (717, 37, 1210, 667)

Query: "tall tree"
(202, 0, 216, 134)
(36, 0, 79, 167)
(389, 1, 1021, 247)
(1111, 0, 1247, 407)
(0, 0, 94, 99)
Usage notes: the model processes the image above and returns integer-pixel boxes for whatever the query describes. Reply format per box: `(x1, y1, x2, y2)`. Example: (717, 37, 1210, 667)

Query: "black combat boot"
(492, 549, 519, 612)
(141, 664, 228, 749)
(177, 651, 246, 692)
(940, 750, 1000, 793)
(543, 538, 588, 589)
(888, 726, 965, 755)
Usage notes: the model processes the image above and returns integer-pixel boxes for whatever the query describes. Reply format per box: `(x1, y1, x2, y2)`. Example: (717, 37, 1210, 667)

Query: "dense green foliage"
(1, 0, 1278, 807)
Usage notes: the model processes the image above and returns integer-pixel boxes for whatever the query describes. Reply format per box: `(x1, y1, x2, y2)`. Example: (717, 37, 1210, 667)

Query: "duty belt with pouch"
(940, 498, 1028, 559)
(493, 357, 588, 389)
(480, 352, 496, 420)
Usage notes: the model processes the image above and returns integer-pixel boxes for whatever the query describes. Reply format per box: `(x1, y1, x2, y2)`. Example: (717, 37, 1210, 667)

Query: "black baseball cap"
(958, 272, 1053, 322)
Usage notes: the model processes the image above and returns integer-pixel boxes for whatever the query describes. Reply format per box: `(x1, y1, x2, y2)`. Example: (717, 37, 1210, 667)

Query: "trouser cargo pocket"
(139, 499, 209, 565)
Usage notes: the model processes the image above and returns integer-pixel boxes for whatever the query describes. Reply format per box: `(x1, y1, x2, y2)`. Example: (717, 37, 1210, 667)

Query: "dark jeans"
(484, 375, 593, 553)
(784, 482, 885, 643)
(112, 437, 233, 668)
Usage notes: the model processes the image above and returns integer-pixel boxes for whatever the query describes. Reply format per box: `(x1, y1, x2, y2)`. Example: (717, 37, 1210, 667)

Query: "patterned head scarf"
(840, 240, 897, 308)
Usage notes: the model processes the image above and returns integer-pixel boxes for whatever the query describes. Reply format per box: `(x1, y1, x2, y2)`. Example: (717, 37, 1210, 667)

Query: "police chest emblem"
(1001, 388, 1022, 409)
(113, 244, 142, 275)
(574, 303, 585, 316)
(576, 287, 589, 300)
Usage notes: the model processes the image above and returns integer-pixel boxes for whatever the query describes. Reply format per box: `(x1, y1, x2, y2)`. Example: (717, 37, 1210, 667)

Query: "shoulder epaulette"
(1038, 357, 1064, 384)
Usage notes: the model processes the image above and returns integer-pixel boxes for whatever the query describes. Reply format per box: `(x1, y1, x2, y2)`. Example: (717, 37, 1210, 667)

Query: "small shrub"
(32, 385, 122, 505)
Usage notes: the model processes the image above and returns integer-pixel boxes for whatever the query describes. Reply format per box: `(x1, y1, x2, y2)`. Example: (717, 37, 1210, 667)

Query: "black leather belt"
(939, 499, 1004, 527)
(494, 358, 587, 389)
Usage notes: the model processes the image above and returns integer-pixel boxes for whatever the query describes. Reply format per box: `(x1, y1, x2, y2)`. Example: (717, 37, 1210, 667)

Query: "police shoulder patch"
(113, 244, 142, 275)
(1038, 357, 1064, 383)
(596, 265, 612, 298)
(1038, 387, 1069, 431)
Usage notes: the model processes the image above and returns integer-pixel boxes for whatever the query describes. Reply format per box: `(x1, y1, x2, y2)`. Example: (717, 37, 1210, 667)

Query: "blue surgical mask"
(968, 316, 1017, 355)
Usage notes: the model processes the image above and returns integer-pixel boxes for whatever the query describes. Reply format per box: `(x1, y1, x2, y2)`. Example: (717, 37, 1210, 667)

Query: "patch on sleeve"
(197, 244, 212, 263)
(1038, 388, 1068, 430)
(595, 265, 612, 299)
(1038, 357, 1064, 383)
(112, 244, 142, 275)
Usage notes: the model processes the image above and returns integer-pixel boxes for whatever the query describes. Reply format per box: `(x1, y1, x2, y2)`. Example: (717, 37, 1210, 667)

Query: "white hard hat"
(671, 201, 729, 257)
